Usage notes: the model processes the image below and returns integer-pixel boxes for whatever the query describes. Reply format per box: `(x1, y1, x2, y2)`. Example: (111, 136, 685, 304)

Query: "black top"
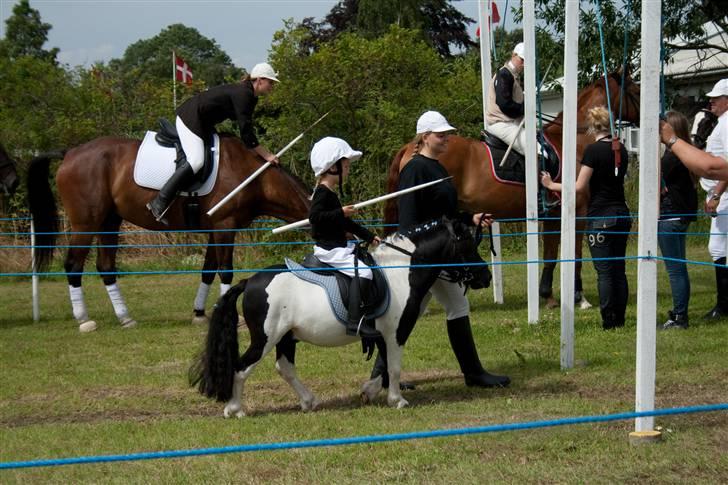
(581, 138, 630, 217)
(660, 149, 697, 221)
(397, 154, 471, 232)
(309, 185, 375, 250)
(176, 80, 259, 148)
(494, 66, 524, 119)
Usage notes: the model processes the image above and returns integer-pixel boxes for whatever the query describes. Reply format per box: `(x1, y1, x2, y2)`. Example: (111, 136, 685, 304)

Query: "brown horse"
(384, 73, 640, 307)
(0, 143, 19, 196)
(27, 135, 311, 332)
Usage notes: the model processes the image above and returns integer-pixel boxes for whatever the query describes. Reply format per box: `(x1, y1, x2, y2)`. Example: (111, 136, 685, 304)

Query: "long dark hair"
(665, 111, 691, 144)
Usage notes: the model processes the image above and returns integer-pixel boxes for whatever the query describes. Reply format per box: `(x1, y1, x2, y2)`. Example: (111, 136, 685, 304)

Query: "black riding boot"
(146, 161, 195, 225)
(704, 257, 728, 320)
(347, 277, 381, 339)
(446, 316, 510, 388)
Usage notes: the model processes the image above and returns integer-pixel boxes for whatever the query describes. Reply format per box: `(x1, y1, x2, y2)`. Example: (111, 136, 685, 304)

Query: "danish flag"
(175, 54, 193, 85)
(476, 1, 501, 38)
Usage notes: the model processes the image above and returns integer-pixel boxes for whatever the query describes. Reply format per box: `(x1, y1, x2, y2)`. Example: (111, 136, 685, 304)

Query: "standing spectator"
(541, 106, 631, 329)
(658, 111, 698, 330)
(691, 79, 728, 320)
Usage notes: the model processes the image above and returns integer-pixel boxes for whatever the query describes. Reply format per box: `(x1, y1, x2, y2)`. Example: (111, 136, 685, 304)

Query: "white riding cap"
(250, 62, 279, 82)
(416, 111, 456, 134)
(310, 137, 362, 177)
(513, 42, 525, 59)
(706, 78, 728, 98)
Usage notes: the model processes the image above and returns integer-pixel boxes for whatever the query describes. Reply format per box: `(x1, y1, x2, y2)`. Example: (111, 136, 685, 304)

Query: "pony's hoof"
(191, 313, 209, 325)
(388, 396, 409, 409)
(79, 320, 97, 333)
(120, 317, 137, 328)
(579, 297, 593, 310)
(223, 404, 245, 418)
(360, 376, 383, 404)
(301, 397, 320, 412)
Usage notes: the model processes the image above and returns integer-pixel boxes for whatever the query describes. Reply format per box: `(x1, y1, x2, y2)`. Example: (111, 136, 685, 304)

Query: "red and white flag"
(476, 1, 501, 37)
(174, 53, 194, 85)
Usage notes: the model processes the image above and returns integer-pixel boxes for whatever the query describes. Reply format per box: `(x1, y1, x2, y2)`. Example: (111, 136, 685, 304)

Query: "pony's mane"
(371, 234, 414, 267)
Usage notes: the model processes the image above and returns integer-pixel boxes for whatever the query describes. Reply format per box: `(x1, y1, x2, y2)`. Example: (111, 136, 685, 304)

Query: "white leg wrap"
(194, 282, 212, 311)
(220, 283, 231, 297)
(69, 285, 89, 322)
(105, 283, 129, 320)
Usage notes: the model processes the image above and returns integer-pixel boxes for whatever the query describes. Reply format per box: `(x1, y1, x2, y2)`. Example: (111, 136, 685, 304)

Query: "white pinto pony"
(190, 217, 491, 417)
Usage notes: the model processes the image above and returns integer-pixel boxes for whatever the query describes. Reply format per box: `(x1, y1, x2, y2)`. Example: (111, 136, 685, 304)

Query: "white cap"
(706, 79, 728, 98)
(250, 62, 279, 82)
(513, 42, 525, 59)
(416, 111, 456, 134)
(310, 137, 362, 177)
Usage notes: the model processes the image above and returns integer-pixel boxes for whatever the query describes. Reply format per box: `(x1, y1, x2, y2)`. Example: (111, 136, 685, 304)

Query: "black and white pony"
(0, 143, 19, 196)
(190, 217, 491, 417)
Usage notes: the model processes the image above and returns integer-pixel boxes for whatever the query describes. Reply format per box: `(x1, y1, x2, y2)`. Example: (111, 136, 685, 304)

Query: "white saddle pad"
(133, 131, 220, 196)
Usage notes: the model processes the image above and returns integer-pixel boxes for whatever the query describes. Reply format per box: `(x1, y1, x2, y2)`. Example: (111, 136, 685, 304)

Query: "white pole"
(559, 0, 579, 370)
(272, 177, 452, 234)
(31, 220, 39, 322)
(633, 0, 661, 436)
(523, 0, 539, 324)
(172, 51, 177, 110)
(478, 0, 503, 304)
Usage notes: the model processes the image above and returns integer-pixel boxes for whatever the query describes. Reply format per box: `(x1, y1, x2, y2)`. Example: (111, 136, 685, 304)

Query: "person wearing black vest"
(658, 111, 698, 330)
(147, 62, 280, 224)
(372, 111, 511, 389)
(542, 106, 631, 329)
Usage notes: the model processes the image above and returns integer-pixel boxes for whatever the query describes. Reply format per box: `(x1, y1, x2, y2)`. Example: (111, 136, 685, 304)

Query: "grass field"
(1, 241, 727, 484)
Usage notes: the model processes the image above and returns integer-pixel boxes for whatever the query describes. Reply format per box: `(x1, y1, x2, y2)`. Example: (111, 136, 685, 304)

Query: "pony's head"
(405, 216, 491, 290)
(0, 144, 19, 196)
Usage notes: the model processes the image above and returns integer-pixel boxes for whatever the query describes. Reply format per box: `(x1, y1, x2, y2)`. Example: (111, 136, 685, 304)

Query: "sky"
(0, 0, 512, 71)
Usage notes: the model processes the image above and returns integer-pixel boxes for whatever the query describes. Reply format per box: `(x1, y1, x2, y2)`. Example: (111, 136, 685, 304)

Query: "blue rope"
(1, 404, 725, 470)
(594, 0, 615, 135)
(617, 0, 632, 139)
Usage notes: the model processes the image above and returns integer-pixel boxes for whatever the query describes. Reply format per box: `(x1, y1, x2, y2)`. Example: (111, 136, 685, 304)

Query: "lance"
(271, 176, 453, 234)
(207, 109, 331, 217)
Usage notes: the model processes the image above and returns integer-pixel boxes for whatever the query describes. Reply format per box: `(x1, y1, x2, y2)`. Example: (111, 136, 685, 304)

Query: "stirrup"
(146, 200, 171, 224)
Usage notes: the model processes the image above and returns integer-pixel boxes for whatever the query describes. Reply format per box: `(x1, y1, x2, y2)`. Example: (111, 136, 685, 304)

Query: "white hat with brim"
(706, 78, 728, 98)
(513, 42, 525, 59)
(250, 62, 280, 82)
(416, 110, 457, 134)
(310, 137, 363, 177)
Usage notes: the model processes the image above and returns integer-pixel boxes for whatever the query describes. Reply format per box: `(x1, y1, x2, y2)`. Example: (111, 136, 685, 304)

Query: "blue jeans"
(658, 219, 691, 316)
(587, 216, 632, 327)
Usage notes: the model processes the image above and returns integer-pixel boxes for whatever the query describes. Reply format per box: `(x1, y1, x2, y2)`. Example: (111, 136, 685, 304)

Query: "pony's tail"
(383, 145, 409, 235)
(189, 279, 248, 402)
(27, 151, 65, 272)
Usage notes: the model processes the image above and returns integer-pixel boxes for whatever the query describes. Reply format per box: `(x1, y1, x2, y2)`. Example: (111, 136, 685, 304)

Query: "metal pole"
(31, 220, 39, 322)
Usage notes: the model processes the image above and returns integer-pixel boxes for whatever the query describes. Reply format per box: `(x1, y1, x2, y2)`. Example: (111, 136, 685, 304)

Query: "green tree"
(0, 0, 59, 62)
(298, 0, 476, 57)
(109, 23, 243, 87)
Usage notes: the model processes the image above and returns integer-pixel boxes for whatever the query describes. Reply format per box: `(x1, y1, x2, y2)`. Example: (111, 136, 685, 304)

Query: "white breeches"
(175, 116, 204, 173)
(488, 120, 526, 156)
(429, 278, 470, 320)
(313, 244, 373, 279)
(708, 193, 728, 260)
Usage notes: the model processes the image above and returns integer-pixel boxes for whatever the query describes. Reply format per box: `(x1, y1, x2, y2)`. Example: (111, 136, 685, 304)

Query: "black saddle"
(301, 250, 388, 317)
(155, 118, 215, 192)
(480, 129, 559, 184)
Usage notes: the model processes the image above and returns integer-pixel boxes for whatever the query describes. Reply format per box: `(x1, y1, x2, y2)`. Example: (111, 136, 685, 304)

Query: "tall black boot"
(447, 316, 510, 388)
(347, 277, 381, 339)
(704, 257, 728, 320)
(146, 161, 195, 225)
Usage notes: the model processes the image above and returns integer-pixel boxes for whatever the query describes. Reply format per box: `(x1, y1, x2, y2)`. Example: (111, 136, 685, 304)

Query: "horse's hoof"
(579, 297, 593, 310)
(120, 317, 137, 328)
(360, 376, 383, 404)
(223, 404, 245, 418)
(78, 320, 97, 333)
(545, 298, 558, 309)
(191, 314, 209, 325)
(388, 396, 409, 409)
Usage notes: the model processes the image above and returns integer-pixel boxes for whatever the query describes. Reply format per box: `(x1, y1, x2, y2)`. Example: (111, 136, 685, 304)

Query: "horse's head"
(0, 144, 19, 196)
(406, 216, 491, 290)
(608, 71, 640, 126)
